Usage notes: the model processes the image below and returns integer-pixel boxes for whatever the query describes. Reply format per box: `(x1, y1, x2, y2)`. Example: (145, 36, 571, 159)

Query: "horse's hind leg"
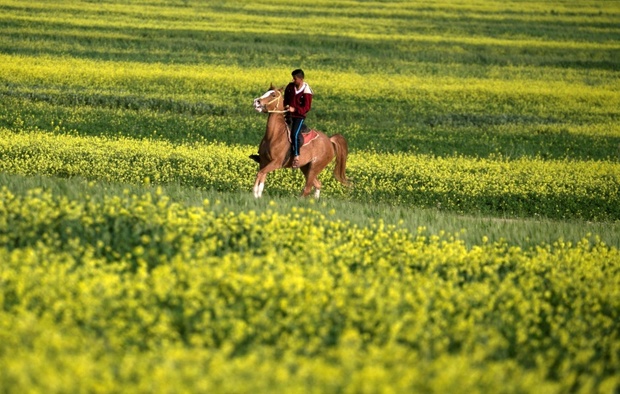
(312, 178, 322, 199)
(301, 165, 322, 199)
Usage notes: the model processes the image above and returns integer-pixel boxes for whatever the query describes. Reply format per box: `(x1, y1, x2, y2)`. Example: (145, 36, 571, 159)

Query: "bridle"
(263, 90, 287, 114)
(256, 90, 290, 137)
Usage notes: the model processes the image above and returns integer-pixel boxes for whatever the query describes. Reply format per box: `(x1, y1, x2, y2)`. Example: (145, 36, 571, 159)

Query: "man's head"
(292, 69, 305, 87)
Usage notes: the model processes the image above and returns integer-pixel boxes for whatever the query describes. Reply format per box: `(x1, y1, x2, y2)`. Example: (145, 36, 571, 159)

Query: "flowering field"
(1, 128, 619, 221)
(1, 187, 619, 392)
(1, 0, 619, 392)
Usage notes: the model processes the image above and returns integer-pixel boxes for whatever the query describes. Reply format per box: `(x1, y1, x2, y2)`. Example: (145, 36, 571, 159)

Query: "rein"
(263, 91, 290, 138)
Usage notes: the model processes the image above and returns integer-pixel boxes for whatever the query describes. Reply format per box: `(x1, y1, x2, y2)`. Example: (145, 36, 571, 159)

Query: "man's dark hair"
(292, 69, 305, 79)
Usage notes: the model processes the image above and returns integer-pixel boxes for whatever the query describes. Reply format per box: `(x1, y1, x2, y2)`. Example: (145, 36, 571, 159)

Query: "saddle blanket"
(289, 129, 319, 146)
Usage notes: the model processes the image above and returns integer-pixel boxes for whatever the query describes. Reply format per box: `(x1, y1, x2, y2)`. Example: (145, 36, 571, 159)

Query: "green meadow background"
(0, 0, 619, 392)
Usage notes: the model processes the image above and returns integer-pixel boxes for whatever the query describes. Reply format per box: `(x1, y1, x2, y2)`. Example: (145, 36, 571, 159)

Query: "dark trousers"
(290, 117, 304, 156)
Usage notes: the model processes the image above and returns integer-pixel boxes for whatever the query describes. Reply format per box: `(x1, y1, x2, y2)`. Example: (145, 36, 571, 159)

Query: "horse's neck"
(265, 113, 287, 140)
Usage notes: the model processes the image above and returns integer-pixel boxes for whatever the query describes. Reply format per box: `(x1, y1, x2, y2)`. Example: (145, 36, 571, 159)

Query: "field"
(1, 0, 619, 392)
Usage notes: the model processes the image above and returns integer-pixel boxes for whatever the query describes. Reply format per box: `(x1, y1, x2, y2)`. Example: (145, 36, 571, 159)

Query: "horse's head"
(253, 86, 284, 113)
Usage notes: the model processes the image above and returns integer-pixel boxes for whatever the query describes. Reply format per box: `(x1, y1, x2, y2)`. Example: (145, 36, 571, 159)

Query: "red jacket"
(284, 82, 313, 119)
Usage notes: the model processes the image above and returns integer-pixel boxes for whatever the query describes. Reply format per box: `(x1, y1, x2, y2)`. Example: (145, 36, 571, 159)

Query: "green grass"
(3, 172, 618, 250)
(2, 128, 618, 221)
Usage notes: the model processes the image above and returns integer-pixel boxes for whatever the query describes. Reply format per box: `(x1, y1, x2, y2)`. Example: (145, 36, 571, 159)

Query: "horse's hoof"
(249, 154, 260, 163)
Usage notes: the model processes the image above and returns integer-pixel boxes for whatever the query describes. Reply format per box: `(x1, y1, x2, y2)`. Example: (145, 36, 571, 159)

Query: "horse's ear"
(269, 83, 276, 90)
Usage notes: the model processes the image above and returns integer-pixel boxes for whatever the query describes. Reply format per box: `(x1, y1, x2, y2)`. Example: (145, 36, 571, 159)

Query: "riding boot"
(292, 156, 300, 168)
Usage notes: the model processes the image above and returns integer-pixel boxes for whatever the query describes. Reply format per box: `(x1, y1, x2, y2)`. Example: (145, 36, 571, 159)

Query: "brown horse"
(251, 86, 349, 198)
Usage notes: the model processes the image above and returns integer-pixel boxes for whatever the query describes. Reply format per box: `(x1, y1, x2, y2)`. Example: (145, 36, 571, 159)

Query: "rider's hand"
(288, 107, 295, 113)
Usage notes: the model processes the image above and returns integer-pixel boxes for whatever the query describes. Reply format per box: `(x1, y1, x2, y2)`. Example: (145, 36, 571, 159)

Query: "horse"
(251, 85, 349, 199)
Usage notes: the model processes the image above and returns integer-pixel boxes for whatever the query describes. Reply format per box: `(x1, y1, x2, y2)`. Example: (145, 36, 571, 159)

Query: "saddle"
(287, 123, 319, 147)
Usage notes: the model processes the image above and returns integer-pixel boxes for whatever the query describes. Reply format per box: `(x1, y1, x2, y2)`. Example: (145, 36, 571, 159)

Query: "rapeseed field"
(1, 187, 618, 392)
(0, 0, 619, 392)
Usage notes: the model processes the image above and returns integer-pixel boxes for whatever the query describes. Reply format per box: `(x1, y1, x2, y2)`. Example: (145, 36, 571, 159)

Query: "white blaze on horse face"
(253, 90, 276, 113)
(259, 90, 275, 99)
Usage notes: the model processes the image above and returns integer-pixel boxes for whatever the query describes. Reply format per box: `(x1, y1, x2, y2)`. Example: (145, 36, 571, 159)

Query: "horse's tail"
(330, 134, 350, 186)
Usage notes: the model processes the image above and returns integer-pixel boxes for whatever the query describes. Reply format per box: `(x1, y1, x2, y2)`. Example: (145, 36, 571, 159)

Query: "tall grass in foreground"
(0, 183, 618, 393)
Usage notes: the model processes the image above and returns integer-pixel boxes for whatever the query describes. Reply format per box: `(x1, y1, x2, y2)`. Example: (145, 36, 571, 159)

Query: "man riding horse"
(250, 73, 349, 199)
(284, 69, 313, 168)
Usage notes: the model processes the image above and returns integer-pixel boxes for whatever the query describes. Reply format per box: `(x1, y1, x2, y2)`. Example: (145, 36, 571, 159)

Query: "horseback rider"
(284, 69, 313, 168)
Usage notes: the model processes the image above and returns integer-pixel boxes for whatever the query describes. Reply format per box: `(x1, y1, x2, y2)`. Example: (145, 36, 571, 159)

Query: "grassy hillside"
(1, 0, 619, 392)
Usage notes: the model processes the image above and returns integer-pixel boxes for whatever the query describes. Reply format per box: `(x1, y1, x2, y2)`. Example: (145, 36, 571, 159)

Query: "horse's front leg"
(253, 160, 281, 198)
